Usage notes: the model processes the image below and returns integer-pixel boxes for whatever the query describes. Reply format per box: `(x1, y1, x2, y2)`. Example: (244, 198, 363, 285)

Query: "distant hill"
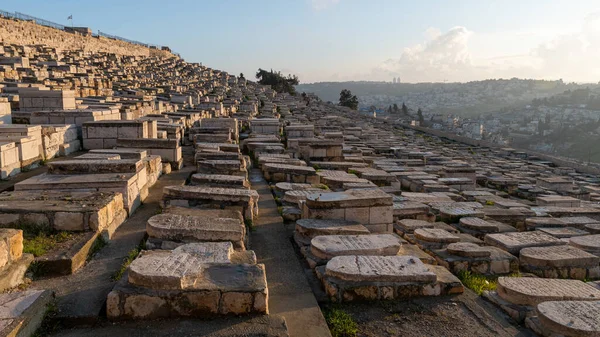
(296, 79, 591, 116)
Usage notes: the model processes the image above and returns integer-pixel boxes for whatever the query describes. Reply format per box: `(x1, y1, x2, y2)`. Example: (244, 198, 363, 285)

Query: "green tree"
(393, 103, 399, 114)
(339, 89, 359, 110)
(401, 102, 409, 115)
(417, 108, 424, 125)
(368, 105, 377, 113)
(255, 68, 299, 95)
(239, 73, 245, 79)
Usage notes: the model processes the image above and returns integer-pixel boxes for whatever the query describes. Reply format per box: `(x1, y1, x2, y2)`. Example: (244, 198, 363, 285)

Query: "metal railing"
(96, 30, 160, 49)
(0, 8, 181, 56)
(1, 10, 66, 30)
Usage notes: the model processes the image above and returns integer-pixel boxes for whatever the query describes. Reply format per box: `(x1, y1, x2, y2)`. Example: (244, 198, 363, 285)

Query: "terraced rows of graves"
(1, 17, 600, 337)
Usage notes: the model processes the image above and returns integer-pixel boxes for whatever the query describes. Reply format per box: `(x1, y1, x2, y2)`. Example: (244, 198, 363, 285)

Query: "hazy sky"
(3, 0, 600, 83)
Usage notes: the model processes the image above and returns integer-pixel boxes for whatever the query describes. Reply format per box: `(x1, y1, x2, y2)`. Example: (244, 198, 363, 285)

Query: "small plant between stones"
(31, 300, 60, 337)
(111, 241, 145, 281)
(324, 307, 359, 337)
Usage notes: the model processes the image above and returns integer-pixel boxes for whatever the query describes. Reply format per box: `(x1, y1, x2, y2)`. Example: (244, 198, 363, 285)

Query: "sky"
(3, 0, 600, 83)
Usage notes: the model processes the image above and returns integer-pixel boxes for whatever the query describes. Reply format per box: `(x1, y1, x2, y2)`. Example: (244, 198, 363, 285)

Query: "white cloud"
(374, 26, 478, 82)
(310, 0, 340, 11)
(374, 12, 600, 83)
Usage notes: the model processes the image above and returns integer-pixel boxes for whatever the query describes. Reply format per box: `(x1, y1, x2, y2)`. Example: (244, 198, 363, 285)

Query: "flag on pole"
(67, 15, 72, 20)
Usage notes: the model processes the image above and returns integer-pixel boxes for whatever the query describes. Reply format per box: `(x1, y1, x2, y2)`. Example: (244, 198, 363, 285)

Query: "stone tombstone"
(537, 301, 600, 337)
(325, 255, 437, 283)
(484, 231, 566, 255)
(310, 234, 403, 259)
(520, 245, 599, 268)
(570, 235, 600, 255)
(497, 277, 600, 306)
(446, 242, 491, 258)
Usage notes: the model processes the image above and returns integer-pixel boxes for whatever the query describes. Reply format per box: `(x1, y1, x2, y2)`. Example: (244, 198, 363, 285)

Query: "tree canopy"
(255, 68, 299, 95)
(401, 102, 409, 115)
(339, 89, 359, 110)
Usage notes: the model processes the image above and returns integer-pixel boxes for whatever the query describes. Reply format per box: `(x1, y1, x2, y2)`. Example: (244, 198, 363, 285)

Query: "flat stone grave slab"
(318, 255, 464, 301)
(401, 192, 453, 203)
(520, 245, 600, 280)
(305, 188, 392, 209)
(393, 202, 432, 221)
(414, 228, 460, 249)
(497, 277, 600, 306)
(439, 206, 484, 223)
(283, 189, 323, 205)
(537, 227, 589, 238)
(74, 153, 121, 160)
(536, 301, 600, 337)
(394, 219, 434, 234)
(459, 217, 499, 233)
(434, 242, 518, 275)
(162, 186, 259, 221)
(128, 242, 266, 291)
(108, 243, 267, 319)
(570, 235, 600, 255)
(447, 242, 491, 258)
(294, 219, 368, 246)
(14, 172, 140, 214)
(47, 159, 143, 175)
(525, 217, 566, 230)
(310, 234, 404, 260)
(146, 214, 246, 250)
(326, 255, 436, 283)
(484, 231, 566, 255)
(585, 224, 600, 234)
(560, 217, 600, 228)
(190, 173, 249, 189)
(89, 148, 147, 160)
(0, 190, 125, 234)
(163, 206, 244, 223)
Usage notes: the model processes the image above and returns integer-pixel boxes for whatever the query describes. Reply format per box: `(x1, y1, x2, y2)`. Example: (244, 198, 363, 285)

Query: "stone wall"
(0, 17, 174, 58)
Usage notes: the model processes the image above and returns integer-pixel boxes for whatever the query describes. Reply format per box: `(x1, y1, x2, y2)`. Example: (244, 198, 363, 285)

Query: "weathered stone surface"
(446, 242, 491, 257)
(295, 219, 369, 246)
(305, 188, 392, 209)
(570, 235, 600, 255)
(395, 219, 434, 233)
(414, 228, 460, 243)
(537, 301, 600, 337)
(459, 217, 499, 233)
(484, 231, 566, 255)
(520, 245, 600, 268)
(0, 289, 53, 337)
(128, 243, 266, 292)
(190, 173, 249, 189)
(310, 234, 403, 260)
(497, 277, 600, 306)
(325, 255, 436, 283)
(538, 227, 589, 238)
(147, 214, 244, 243)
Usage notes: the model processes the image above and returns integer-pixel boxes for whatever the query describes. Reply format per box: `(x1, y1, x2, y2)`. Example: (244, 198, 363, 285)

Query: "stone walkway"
(249, 168, 331, 337)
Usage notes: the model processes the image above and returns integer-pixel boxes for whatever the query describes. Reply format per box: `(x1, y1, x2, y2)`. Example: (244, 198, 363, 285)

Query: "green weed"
(324, 307, 358, 337)
(111, 243, 144, 281)
(457, 271, 497, 295)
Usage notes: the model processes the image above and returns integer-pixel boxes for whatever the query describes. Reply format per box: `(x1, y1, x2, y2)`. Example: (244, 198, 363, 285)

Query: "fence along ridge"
(0, 8, 176, 53)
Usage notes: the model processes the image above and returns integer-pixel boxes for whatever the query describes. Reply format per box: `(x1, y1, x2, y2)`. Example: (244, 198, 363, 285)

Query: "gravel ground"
(325, 290, 534, 337)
